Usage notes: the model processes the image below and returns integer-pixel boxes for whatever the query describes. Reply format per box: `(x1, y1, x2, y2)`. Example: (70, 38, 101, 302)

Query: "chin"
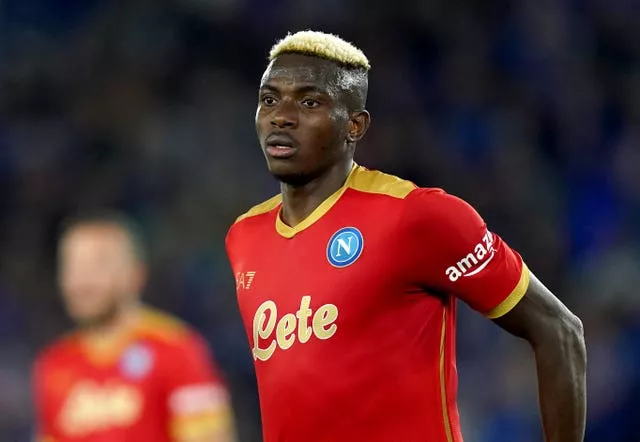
(267, 161, 312, 186)
(70, 306, 119, 328)
(272, 171, 314, 186)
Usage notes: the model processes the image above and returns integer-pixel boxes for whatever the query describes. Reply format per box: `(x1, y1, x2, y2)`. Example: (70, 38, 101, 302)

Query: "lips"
(265, 133, 298, 159)
(266, 133, 297, 148)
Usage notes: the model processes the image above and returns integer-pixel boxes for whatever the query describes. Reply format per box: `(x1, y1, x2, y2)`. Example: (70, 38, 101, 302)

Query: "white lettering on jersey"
(445, 231, 496, 282)
(58, 380, 142, 437)
(236, 271, 257, 290)
(335, 237, 353, 257)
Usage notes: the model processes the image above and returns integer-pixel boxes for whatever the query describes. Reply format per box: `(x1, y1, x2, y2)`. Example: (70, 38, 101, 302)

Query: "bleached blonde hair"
(269, 30, 371, 71)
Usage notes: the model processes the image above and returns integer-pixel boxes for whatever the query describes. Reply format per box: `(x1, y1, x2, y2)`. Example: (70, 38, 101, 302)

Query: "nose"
(271, 99, 297, 129)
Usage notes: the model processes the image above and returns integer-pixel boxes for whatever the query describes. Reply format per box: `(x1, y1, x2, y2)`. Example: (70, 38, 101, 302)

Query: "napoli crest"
(327, 227, 364, 268)
(120, 343, 154, 380)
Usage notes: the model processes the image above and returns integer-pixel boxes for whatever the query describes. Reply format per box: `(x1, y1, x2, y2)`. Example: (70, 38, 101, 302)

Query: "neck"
(81, 301, 142, 344)
(280, 160, 353, 227)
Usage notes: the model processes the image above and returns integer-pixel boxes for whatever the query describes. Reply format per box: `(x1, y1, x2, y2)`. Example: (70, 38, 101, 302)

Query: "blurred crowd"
(1, 0, 639, 440)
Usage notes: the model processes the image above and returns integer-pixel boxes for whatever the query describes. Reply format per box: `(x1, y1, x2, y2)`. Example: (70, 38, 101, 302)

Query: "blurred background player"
(32, 211, 237, 442)
(226, 31, 586, 442)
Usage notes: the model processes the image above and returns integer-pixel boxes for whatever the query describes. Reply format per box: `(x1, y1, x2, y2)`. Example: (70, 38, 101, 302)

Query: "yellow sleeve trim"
(171, 409, 235, 441)
(234, 194, 282, 224)
(485, 263, 530, 319)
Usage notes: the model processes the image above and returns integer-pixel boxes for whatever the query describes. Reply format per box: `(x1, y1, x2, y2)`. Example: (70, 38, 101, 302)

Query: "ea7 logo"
(236, 271, 256, 290)
(445, 232, 496, 282)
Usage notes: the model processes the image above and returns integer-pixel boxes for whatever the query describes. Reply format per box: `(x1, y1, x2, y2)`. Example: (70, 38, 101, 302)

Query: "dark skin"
(255, 53, 586, 441)
(494, 274, 587, 442)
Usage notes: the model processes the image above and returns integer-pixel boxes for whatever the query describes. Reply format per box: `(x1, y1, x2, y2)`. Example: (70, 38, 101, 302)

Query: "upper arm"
(32, 356, 55, 441)
(492, 271, 583, 345)
(404, 188, 529, 317)
(164, 334, 236, 442)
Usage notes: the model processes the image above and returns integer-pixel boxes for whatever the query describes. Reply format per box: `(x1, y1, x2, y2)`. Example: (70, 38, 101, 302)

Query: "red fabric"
(33, 310, 227, 442)
(226, 169, 525, 442)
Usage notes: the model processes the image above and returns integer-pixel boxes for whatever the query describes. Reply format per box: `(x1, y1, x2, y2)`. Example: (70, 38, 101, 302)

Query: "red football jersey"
(33, 307, 233, 442)
(226, 164, 530, 442)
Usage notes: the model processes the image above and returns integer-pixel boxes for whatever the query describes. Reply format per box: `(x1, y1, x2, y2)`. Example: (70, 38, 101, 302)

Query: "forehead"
(260, 54, 340, 90)
(62, 224, 132, 256)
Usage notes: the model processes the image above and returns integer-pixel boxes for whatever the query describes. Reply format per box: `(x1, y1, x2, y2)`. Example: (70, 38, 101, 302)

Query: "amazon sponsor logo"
(445, 231, 496, 282)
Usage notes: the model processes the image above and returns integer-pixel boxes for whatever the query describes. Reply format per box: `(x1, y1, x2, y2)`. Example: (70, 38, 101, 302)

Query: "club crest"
(327, 227, 364, 268)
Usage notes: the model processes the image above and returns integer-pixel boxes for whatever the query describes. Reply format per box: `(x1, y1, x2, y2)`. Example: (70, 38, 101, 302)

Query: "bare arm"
(493, 271, 587, 442)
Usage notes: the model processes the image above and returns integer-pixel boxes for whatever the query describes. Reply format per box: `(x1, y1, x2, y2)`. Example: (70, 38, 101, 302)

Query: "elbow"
(548, 312, 587, 370)
(530, 310, 586, 364)
(570, 313, 587, 364)
(570, 313, 585, 342)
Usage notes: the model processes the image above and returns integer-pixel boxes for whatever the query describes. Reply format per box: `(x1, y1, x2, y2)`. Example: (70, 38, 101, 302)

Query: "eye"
(301, 98, 320, 108)
(261, 95, 277, 106)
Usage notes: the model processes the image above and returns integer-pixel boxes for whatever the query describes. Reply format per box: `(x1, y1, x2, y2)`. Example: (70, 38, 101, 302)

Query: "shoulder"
(34, 332, 79, 373)
(137, 310, 216, 376)
(347, 165, 417, 199)
(345, 166, 482, 236)
(232, 194, 282, 225)
(403, 187, 483, 228)
(226, 193, 281, 245)
(137, 307, 196, 348)
(396, 187, 487, 255)
(346, 166, 477, 222)
(136, 307, 211, 358)
(132, 310, 216, 380)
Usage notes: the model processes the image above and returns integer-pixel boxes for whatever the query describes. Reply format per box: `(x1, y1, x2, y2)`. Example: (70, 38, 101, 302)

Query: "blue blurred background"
(1, 0, 639, 440)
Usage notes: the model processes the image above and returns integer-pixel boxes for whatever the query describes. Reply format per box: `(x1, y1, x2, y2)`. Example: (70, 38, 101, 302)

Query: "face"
(58, 224, 145, 327)
(256, 54, 357, 185)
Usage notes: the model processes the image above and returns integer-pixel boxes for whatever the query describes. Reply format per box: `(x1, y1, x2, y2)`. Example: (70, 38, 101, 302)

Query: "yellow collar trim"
(275, 163, 358, 238)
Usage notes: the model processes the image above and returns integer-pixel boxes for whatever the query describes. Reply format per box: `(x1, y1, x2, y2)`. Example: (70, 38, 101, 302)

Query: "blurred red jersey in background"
(33, 307, 234, 442)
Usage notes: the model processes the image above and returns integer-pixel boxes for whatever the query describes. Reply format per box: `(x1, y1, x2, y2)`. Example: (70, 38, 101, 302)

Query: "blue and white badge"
(120, 343, 154, 380)
(327, 227, 364, 268)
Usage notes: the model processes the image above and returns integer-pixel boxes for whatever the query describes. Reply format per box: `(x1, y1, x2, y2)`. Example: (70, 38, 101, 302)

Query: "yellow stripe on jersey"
(348, 165, 416, 199)
(137, 307, 189, 343)
(79, 307, 187, 365)
(232, 163, 418, 237)
(485, 263, 531, 319)
(234, 194, 282, 224)
(439, 310, 454, 442)
(273, 163, 417, 238)
(274, 163, 358, 238)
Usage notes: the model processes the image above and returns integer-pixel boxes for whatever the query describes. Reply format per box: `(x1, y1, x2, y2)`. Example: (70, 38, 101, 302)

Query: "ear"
(130, 262, 148, 295)
(346, 110, 371, 143)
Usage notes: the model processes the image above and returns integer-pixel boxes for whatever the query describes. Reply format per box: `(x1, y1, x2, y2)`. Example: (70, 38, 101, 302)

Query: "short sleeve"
(402, 188, 530, 318)
(164, 333, 235, 441)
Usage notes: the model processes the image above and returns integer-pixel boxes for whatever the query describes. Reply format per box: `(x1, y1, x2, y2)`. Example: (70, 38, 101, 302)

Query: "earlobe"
(347, 127, 358, 142)
(345, 120, 357, 143)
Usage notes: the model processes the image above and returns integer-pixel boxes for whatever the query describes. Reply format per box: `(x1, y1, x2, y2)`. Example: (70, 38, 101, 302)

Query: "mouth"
(265, 134, 298, 159)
